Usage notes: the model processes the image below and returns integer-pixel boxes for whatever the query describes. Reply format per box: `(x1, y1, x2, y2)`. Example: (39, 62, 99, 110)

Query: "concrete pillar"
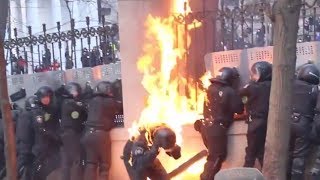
(110, 1, 151, 179)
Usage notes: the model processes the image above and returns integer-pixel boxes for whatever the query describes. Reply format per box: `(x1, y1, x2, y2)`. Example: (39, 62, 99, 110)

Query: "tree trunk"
(262, 0, 302, 179)
(0, 40, 17, 180)
(0, 0, 9, 41)
(0, 1, 18, 179)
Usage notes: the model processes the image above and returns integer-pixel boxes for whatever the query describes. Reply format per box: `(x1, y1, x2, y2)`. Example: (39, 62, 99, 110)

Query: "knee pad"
(291, 157, 305, 175)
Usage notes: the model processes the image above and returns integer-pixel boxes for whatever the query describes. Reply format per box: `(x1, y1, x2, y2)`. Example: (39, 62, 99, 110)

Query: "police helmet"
(35, 86, 54, 99)
(112, 79, 122, 100)
(95, 81, 113, 96)
(211, 67, 239, 85)
(65, 82, 82, 98)
(297, 64, 320, 85)
(25, 96, 39, 111)
(250, 61, 272, 82)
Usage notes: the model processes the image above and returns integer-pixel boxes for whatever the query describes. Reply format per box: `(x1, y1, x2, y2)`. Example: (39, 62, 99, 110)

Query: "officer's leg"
(61, 146, 72, 180)
(72, 134, 84, 180)
(32, 149, 60, 180)
(201, 134, 227, 180)
(310, 145, 320, 180)
(244, 132, 258, 167)
(82, 132, 99, 180)
(98, 132, 111, 179)
(146, 158, 168, 180)
(62, 130, 83, 180)
(257, 128, 267, 168)
(20, 164, 32, 180)
(291, 136, 310, 180)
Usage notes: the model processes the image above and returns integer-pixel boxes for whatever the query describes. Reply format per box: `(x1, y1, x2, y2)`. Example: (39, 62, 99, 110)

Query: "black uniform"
(240, 81, 271, 167)
(195, 67, 243, 180)
(31, 103, 61, 180)
(289, 80, 318, 180)
(122, 125, 180, 180)
(308, 84, 320, 179)
(60, 98, 87, 180)
(16, 109, 35, 180)
(0, 106, 23, 179)
(123, 135, 167, 180)
(240, 61, 272, 168)
(288, 64, 320, 180)
(81, 94, 121, 180)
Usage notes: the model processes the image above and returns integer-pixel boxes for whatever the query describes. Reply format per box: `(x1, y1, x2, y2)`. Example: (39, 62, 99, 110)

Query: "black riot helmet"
(297, 64, 320, 85)
(210, 67, 239, 86)
(112, 79, 122, 101)
(250, 61, 272, 82)
(34, 86, 54, 106)
(25, 96, 39, 111)
(35, 86, 54, 99)
(95, 81, 113, 96)
(65, 82, 82, 98)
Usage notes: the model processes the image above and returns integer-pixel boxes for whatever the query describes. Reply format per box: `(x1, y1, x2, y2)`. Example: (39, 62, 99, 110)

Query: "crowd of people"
(9, 41, 119, 75)
(0, 79, 123, 180)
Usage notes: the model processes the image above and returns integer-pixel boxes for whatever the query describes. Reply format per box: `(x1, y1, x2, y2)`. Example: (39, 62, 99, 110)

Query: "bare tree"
(0, 0, 17, 179)
(262, 0, 302, 179)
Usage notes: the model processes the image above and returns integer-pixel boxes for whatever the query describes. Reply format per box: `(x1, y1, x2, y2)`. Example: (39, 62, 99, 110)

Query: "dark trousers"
(145, 158, 168, 180)
(289, 116, 312, 180)
(81, 129, 111, 180)
(31, 147, 60, 180)
(60, 129, 84, 180)
(310, 145, 320, 180)
(244, 121, 267, 168)
(200, 124, 227, 180)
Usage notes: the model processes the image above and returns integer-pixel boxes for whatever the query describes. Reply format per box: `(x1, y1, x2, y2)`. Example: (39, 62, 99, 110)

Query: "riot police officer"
(239, 61, 272, 168)
(81, 81, 122, 180)
(31, 86, 62, 180)
(122, 124, 181, 180)
(60, 82, 87, 180)
(288, 64, 319, 180)
(194, 67, 244, 180)
(112, 79, 123, 102)
(16, 96, 39, 180)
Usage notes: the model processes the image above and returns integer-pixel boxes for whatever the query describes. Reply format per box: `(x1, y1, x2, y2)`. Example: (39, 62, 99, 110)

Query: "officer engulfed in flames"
(122, 123, 181, 180)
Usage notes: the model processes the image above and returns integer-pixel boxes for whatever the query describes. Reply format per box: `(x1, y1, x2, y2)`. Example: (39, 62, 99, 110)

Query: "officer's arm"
(310, 90, 320, 140)
(232, 92, 244, 114)
(137, 145, 159, 166)
(34, 117, 61, 144)
(239, 84, 251, 97)
(39, 127, 61, 144)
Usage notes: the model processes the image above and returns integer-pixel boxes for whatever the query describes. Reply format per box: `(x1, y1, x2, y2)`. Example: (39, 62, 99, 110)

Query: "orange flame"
(131, 0, 207, 178)
(200, 71, 213, 89)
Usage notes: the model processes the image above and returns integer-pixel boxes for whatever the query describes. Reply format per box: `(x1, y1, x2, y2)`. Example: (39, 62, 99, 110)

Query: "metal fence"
(175, 1, 320, 52)
(4, 16, 119, 75)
